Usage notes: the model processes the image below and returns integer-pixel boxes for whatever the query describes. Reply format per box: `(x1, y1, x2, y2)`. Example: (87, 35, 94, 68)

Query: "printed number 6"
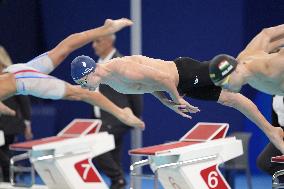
(208, 171, 218, 188)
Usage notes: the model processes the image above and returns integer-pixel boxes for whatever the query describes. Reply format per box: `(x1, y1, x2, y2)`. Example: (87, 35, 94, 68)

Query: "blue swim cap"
(71, 55, 96, 81)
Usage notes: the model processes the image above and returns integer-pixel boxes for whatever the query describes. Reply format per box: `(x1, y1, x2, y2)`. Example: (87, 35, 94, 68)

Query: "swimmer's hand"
(164, 98, 200, 119)
(268, 127, 284, 154)
(177, 98, 200, 112)
(151, 92, 199, 119)
(0, 102, 15, 116)
(104, 18, 133, 34)
(118, 107, 145, 130)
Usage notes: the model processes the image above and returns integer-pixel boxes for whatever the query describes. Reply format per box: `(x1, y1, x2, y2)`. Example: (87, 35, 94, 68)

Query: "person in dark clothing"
(0, 46, 32, 182)
(91, 34, 143, 189)
(0, 95, 32, 182)
(257, 95, 284, 176)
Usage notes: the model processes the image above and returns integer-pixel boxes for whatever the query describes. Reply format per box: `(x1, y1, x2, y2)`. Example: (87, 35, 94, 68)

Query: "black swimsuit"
(174, 57, 222, 101)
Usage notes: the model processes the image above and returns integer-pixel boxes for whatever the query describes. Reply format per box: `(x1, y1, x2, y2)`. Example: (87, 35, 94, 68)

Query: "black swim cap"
(209, 54, 238, 84)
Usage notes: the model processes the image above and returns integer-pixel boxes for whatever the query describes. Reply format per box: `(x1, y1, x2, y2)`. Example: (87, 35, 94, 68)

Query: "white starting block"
(0, 119, 114, 189)
(0, 130, 4, 146)
(129, 122, 243, 189)
(271, 155, 284, 188)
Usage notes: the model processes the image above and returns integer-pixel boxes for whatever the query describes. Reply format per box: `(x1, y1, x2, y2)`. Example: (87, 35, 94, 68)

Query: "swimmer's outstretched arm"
(218, 90, 284, 154)
(47, 18, 133, 68)
(63, 84, 145, 130)
(238, 24, 284, 58)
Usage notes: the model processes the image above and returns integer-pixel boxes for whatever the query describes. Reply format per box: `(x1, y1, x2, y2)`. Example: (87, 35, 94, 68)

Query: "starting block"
(0, 119, 114, 189)
(271, 155, 284, 188)
(129, 122, 243, 189)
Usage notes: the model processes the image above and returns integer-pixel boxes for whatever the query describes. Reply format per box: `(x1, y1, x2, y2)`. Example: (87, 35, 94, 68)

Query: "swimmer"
(208, 24, 284, 153)
(71, 24, 284, 152)
(0, 18, 144, 129)
(209, 24, 284, 96)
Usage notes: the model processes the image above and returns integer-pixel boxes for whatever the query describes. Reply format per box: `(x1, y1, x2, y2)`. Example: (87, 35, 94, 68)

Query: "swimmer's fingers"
(177, 111, 192, 119)
(176, 98, 200, 113)
(171, 101, 198, 113)
(175, 105, 189, 112)
(177, 105, 199, 114)
(182, 103, 200, 113)
(172, 105, 192, 119)
(186, 105, 200, 113)
(166, 100, 193, 118)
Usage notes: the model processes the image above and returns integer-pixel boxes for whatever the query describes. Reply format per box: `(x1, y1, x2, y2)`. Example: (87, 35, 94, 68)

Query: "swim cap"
(209, 54, 238, 84)
(71, 55, 96, 81)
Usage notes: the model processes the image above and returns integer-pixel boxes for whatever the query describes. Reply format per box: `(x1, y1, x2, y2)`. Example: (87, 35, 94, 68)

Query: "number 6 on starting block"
(201, 165, 229, 189)
(129, 123, 243, 189)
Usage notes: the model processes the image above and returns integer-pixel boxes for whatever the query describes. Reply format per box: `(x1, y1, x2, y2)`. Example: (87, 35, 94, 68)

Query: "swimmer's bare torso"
(97, 55, 179, 94)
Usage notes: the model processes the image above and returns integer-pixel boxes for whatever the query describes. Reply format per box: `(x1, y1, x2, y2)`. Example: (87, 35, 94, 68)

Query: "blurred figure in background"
(0, 46, 32, 182)
(257, 95, 284, 178)
(91, 34, 143, 189)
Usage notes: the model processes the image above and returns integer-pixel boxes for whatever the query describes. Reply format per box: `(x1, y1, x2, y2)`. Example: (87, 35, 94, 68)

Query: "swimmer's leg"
(0, 73, 17, 115)
(26, 53, 55, 74)
(63, 84, 145, 129)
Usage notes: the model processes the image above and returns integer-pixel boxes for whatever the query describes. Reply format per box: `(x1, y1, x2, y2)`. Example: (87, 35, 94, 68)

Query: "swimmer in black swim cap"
(209, 54, 238, 91)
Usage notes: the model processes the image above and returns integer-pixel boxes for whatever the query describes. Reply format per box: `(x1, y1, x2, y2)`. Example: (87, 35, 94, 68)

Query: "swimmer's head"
(209, 54, 238, 89)
(71, 55, 98, 90)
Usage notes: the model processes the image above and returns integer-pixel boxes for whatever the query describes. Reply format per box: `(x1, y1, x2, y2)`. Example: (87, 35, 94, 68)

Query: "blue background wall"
(0, 0, 284, 174)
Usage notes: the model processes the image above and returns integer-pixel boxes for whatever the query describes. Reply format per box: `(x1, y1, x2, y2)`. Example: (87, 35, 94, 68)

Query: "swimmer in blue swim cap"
(71, 55, 98, 90)
(71, 23, 284, 154)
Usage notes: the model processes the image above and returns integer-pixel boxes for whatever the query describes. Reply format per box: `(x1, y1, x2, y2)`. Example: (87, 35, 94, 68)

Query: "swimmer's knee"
(0, 73, 17, 94)
(0, 73, 15, 82)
